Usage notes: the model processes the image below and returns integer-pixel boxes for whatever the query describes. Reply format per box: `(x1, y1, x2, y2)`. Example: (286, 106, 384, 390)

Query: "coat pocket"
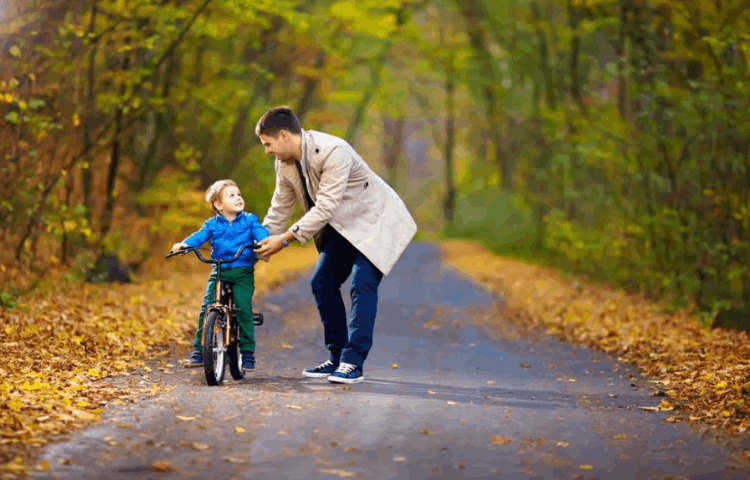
(335, 178, 385, 225)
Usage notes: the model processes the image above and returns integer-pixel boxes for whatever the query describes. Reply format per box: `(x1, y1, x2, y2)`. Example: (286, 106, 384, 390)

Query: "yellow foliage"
(0, 244, 317, 466)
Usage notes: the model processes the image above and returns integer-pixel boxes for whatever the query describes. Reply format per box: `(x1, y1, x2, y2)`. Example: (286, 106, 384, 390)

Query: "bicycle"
(165, 244, 264, 386)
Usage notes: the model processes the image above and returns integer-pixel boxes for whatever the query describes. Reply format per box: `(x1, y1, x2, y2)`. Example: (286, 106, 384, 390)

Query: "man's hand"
(170, 242, 189, 254)
(256, 235, 284, 258)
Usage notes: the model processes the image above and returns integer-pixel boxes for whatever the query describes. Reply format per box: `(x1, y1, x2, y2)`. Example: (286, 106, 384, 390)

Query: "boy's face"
(214, 186, 245, 216)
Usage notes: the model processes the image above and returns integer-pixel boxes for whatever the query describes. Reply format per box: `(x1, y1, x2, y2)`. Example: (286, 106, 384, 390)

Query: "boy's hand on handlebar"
(170, 242, 189, 254)
(256, 236, 283, 257)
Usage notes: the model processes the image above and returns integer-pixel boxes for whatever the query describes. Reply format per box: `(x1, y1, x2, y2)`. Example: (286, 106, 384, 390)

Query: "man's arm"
(261, 166, 297, 236)
(258, 147, 352, 257)
(257, 166, 299, 258)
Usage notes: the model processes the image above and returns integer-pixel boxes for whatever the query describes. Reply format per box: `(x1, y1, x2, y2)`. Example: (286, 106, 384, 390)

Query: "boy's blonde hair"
(205, 179, 238, 213)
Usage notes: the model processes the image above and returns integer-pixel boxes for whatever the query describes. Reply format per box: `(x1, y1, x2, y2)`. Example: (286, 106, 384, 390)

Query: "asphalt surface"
(32, 243, 750, 480)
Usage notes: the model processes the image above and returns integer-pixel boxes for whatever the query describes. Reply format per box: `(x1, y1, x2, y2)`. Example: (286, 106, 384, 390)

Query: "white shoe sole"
(327, 375, 364, 384)
(302, 370, 333, 378)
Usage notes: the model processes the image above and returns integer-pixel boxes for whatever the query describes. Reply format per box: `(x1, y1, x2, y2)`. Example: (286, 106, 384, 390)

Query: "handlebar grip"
(165, 248, 193, 259)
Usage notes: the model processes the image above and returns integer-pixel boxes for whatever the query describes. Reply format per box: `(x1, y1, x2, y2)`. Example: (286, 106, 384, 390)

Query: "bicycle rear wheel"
(203, 311, 227, 386)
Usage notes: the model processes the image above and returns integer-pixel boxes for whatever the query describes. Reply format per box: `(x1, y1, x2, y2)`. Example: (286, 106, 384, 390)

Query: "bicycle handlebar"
(165, 243, 260, 263)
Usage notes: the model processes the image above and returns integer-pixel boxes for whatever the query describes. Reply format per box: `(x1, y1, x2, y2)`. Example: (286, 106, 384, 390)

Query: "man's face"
(214, 186, 245, 216)
(259, 131, 293, 161)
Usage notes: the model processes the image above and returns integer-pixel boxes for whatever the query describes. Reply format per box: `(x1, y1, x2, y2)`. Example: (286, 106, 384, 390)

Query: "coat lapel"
(278, 159, 308, 210)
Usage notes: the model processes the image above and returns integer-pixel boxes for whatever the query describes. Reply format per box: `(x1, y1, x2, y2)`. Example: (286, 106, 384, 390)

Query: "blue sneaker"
(241, 351, 255, 371)
(302, 360, 338, 378)
(327, 362, 363, 384)
(186, 350, 203, 367)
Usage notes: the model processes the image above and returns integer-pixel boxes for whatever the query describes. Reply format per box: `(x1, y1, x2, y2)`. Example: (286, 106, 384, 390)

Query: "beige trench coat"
(261, 129, 417, 276)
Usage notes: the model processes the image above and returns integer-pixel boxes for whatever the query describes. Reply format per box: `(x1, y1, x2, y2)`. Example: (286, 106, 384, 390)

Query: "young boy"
(170, 179, 268, 370)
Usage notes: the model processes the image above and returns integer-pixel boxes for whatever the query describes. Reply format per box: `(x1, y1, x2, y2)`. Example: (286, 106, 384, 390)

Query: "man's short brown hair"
(255, 106, 301, 137)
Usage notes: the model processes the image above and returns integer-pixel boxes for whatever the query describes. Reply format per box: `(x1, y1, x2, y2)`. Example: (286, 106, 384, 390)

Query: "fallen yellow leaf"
(580, 464, 594, 470)
(235, 427, 246, 433)
(318, 468, 359, 478)
(176, 415, 196, 421)
(152, 460, 172, 472)
(490, 435, 513, 445)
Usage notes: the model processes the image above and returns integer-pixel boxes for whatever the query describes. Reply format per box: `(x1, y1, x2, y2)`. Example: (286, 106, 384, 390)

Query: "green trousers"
(194, 266, 255, 353)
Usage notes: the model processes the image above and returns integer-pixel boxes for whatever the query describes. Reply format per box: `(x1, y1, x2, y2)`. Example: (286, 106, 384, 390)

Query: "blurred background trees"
(1, 0, 749, 326)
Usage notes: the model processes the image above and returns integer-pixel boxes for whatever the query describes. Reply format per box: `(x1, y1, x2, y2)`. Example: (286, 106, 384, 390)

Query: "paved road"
(33, 243, 750, 479)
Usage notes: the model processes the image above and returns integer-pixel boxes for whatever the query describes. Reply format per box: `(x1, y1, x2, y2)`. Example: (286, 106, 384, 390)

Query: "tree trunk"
(296, 50, 326, 124)
(99, 48, 130, 242)
(568, 0, 587, 115)
(345, 4, 408, 143)
(454, 0, 511, 190)
(443, 52, 457, 224)
(136, 49, 177, 191)
(382, 113, 406, 189)
(82, 0, 98, 224)
(531, 1, 556, 110)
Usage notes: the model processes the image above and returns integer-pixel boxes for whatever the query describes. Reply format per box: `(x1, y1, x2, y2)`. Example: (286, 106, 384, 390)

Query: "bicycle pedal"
(253, 313, 264, 326)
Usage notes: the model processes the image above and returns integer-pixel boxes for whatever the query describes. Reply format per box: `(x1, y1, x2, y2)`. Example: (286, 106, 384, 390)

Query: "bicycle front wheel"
(203, 310, 227, 386)
(228, 319, 245, 381)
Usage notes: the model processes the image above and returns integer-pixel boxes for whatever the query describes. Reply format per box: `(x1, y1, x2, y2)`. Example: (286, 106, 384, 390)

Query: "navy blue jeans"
(310, 226, 384, 369)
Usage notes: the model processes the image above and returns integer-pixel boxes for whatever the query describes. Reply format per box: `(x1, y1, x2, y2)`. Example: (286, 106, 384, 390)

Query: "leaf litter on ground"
(0, 245, 318, 473)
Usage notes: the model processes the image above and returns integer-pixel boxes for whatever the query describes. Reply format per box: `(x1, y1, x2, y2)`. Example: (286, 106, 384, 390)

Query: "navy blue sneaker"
(186, 350, 203, 367)
(327, 362, 363, 384)
(302, 360, 338, 378)
(241, 351, 255, 371)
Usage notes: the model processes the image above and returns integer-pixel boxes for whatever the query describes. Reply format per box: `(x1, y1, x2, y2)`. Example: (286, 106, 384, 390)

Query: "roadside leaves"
(442, 241, 750, 436)
(0, 244, 318, 469)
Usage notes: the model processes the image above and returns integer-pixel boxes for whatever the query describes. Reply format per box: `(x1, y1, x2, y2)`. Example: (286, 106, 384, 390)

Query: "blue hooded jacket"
(183, 212, 269, 269)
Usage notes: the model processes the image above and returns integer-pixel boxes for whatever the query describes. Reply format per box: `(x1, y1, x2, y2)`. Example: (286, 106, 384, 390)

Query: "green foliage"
(444, 188, 538, 253)
(1, 0, 749, 324)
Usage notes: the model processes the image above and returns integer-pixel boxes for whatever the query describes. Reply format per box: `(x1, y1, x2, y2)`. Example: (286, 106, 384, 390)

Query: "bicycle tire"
(228, 320, 245, 381)
(203, 310, 227, 386)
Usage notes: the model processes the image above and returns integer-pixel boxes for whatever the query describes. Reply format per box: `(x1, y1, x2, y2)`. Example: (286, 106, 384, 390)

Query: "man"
(254, 106, 417, 384)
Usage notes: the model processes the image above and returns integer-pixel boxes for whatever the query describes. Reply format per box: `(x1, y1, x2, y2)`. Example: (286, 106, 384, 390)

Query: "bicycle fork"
(212, 278, 233, 347)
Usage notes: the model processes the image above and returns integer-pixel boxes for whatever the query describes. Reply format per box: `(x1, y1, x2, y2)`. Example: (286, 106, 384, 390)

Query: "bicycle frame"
(166, 243, 260, 347)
